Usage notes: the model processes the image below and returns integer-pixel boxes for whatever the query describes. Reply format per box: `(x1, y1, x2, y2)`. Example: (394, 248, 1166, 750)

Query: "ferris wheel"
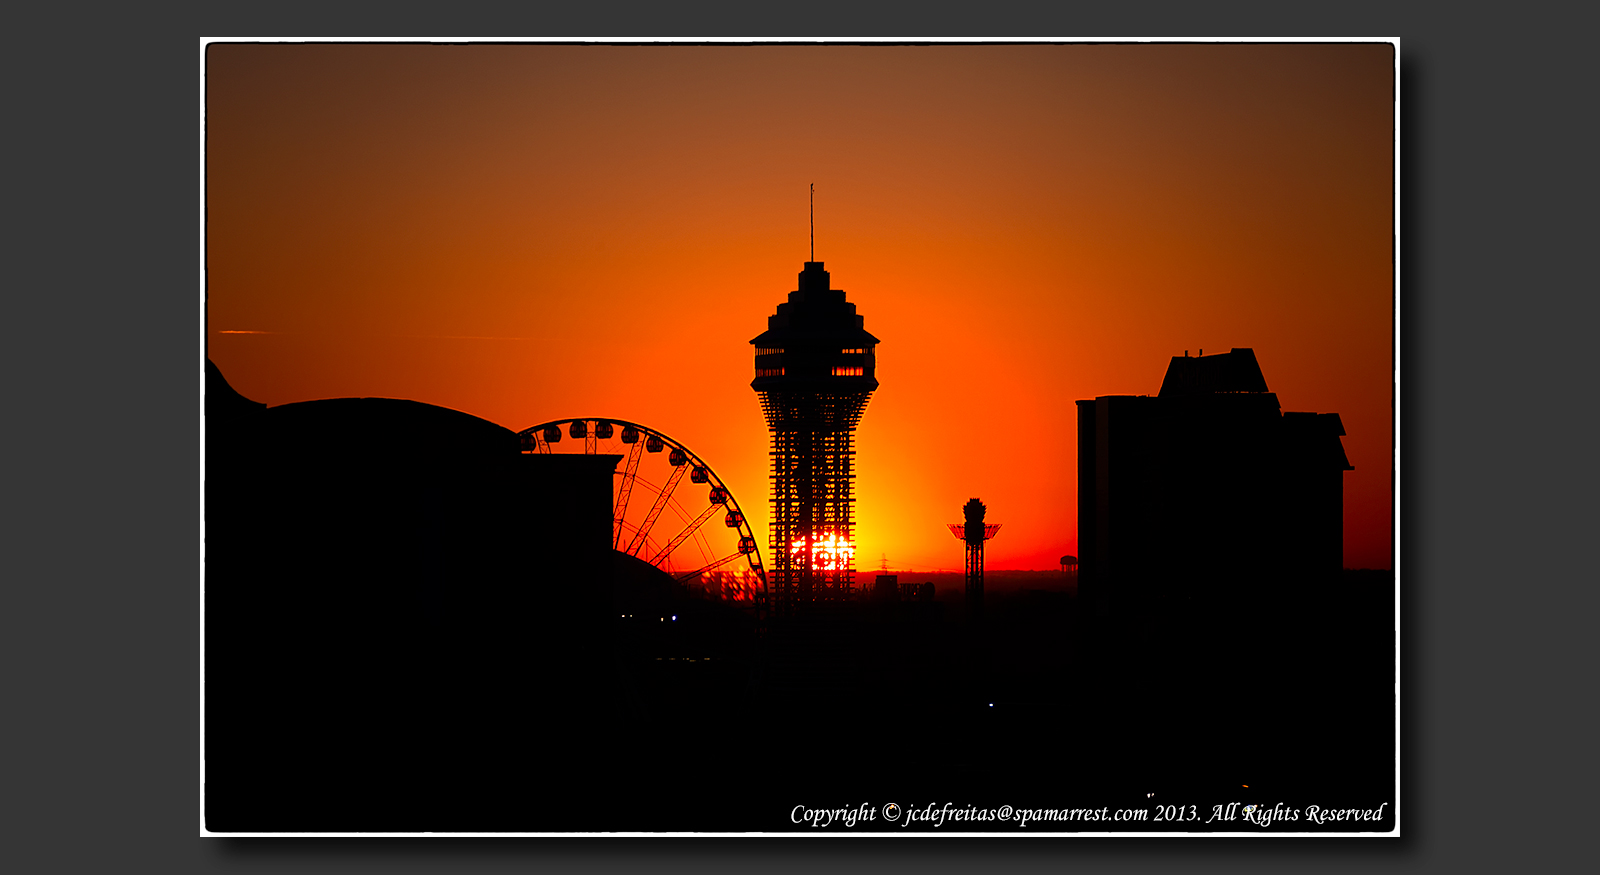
(516, 418, 766, 607)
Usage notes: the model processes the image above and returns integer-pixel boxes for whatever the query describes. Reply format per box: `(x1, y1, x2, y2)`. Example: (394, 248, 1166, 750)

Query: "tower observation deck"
(751, 261, 879, 613)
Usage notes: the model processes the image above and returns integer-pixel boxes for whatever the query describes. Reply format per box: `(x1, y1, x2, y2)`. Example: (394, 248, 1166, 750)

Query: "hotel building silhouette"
(1075, 348, 1354, 633)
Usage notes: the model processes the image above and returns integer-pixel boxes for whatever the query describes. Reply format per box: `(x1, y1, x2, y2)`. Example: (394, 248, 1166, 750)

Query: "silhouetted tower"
(751, 260, 880, 614)
(947, 498, 1000, 624)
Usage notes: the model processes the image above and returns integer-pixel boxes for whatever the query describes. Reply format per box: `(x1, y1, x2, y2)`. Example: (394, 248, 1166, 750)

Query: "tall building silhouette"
(1075, 348, 1353, 631)
(751, 261, 879, 613)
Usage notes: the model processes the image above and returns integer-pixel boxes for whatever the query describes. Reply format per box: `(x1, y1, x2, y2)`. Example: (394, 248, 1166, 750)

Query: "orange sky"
(205, 42, 1395, 572)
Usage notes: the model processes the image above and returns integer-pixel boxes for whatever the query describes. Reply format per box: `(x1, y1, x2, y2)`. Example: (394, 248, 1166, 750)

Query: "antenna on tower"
(809, 183, 814, 262)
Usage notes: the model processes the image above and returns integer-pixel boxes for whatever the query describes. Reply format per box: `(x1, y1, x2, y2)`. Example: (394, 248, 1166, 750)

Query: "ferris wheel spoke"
(649, 501, 722, 567)
(612, 438, 646, 549)
(613, 520, 661, 563)
(625, 460, 689, 558)
(676, 550, 745, 582)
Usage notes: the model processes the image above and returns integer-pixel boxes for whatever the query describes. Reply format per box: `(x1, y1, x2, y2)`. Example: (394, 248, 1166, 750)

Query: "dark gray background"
(9, 1, 1588, 870)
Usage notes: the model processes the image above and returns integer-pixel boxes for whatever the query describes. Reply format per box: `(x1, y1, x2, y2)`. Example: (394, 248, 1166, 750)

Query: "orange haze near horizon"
(205, 43, 1395, 573)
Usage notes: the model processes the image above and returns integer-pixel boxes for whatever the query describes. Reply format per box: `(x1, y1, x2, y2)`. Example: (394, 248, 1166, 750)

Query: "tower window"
(841, 348, 866, 354)
(757, 367, 786, 377)
(831, 366, 864, 377)
(755, 347, 784, 356)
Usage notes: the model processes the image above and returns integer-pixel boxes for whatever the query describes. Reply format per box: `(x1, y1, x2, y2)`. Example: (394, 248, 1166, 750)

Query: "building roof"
(749, 261, 880, 349)
(206, 358, 267, 421)
(1158, 348, 1270, 397)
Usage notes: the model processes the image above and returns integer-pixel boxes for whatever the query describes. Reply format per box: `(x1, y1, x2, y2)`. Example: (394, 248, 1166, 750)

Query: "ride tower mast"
(948, 498, 1001, 627)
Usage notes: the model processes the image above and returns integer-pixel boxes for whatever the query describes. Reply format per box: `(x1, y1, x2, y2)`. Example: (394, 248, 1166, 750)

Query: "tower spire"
(809, 183, 814, 262)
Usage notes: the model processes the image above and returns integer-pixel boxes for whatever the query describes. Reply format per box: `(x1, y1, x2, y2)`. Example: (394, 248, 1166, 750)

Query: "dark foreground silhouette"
(205, 361, 1392, 832)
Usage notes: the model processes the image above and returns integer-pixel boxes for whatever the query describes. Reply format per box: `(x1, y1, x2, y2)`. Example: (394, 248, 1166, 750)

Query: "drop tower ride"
(751, 257, 879, 614)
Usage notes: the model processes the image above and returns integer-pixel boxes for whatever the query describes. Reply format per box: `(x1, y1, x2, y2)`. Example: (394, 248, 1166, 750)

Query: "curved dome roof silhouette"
(207, 359, 516, 460)
(263, 396, 519, 458)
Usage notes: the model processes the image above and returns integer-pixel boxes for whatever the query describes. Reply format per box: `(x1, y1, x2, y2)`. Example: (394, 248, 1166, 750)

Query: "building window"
(841, 348, 866, 354)
(756, 367, 786, 377)
(755, 347, 784, 356)
(831, 366, 864, 376)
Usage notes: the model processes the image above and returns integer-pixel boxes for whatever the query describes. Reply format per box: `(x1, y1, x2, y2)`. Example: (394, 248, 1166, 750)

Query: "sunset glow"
(791, 533, 855, 572)
(205, 43, 1394, 572)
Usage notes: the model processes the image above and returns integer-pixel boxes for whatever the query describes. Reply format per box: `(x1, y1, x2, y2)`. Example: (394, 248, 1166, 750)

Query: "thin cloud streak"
(395, 335, 534, 341)
(215, 330, 533, 340)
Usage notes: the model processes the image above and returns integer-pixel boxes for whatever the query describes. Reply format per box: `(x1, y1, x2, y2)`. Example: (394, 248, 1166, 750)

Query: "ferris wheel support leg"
(625, 461, 689, 558)
(612, 438, 646, 549)
(675, 550, 744, 581)
(649, 501, 723, 567)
